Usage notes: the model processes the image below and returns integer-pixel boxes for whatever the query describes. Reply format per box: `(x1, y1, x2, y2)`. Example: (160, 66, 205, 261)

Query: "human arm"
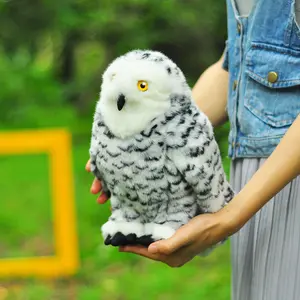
(192, 54, 229, 127)
(221, 114, 300, 229)
(120, 115, 300, 267)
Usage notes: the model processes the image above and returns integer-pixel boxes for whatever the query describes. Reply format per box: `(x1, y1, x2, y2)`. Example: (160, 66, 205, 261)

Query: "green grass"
(0, 154, 54, 258)
(0, 139, 231, 300)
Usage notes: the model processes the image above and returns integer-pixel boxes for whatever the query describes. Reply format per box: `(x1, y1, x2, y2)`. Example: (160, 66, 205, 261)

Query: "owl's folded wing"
(166, 106, 234, 213)
(89, 112, 111, 197)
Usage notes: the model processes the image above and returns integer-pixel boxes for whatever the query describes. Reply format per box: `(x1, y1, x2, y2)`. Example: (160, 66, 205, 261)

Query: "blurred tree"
(0, 0, 228, 138)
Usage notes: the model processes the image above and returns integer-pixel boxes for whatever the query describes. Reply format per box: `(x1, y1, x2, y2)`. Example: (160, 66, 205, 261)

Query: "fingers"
(85, 159, 91, 172)
(86, 158, 109, 204)
(120, 244, 193, 268)
(91, 179, 109, 203)
(97, 193, 109, 204)
(148, 239, 182, 255)
(90, 177, 102, 194)
(86, 159, 104, 197)
(119, 245, 165, 261)
(148, 225, 194, 255)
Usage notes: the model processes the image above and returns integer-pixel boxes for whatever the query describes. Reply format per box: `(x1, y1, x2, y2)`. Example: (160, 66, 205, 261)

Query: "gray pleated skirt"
(230, 158, 300, 300)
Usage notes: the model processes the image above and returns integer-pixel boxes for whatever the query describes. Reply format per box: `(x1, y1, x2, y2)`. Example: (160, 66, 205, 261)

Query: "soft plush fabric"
(90, 50, 234, 247)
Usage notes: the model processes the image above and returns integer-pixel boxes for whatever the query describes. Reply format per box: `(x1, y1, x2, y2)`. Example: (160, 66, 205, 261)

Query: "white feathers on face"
(97, 50, 191, 139)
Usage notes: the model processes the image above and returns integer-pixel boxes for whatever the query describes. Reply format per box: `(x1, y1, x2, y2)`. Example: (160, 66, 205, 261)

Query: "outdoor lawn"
(0, 139, 231, 300)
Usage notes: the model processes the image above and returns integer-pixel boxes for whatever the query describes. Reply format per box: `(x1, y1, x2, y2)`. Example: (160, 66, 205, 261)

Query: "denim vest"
(224, 0, 300, 159)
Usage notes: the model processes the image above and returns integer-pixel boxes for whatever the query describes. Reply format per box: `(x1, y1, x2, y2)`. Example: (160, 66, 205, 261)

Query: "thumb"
(148, 227, 193, 255)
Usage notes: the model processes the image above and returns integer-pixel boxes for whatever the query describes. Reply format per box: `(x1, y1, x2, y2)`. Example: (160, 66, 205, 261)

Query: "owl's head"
(97, 50, 191, 138)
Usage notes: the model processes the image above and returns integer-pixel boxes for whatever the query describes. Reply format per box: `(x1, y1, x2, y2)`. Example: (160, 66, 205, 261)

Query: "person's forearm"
(192, 55, 229, 127)
(221, 115, 300, 232)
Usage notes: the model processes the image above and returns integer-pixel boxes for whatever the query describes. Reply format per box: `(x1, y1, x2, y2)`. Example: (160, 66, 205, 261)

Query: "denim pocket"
(244, 43, 300, 127)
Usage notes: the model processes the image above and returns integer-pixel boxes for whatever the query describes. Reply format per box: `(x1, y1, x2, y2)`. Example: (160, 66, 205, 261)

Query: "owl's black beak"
(117, 94, 126, 111)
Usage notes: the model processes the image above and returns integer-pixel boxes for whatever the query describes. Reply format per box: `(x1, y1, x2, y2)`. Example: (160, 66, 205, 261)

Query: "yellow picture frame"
(0, 129, 79, 277)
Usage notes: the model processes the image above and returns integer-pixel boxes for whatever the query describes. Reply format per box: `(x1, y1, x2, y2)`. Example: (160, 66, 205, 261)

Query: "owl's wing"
(166, 104, 234, 213)
(90, 111, 102, 175)
(89, 111, 111, 197)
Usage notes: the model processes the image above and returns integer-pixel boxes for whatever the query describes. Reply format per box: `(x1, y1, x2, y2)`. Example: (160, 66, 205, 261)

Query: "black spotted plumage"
(89, 50, 234, 251)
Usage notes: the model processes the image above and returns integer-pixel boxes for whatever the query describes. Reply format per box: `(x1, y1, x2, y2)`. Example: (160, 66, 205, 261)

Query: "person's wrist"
(216, 203, 245, 238)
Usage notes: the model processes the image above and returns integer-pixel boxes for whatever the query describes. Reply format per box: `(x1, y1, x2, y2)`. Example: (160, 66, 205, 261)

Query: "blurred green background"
(0, 0, 231, 299)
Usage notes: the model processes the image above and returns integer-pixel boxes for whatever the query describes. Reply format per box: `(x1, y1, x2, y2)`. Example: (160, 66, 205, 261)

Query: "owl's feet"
(102, 221, 154, 247)
(104, 232, 155, 247)
(144, 223, 176, 241)
(101, 221, 176, 247)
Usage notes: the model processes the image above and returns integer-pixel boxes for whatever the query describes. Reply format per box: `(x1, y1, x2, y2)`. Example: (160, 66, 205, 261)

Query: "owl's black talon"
(136, 235, 155, 247)
(104, 235, 112, 245)
(111, 232, 127, 246)
(126, 233, 137, 245)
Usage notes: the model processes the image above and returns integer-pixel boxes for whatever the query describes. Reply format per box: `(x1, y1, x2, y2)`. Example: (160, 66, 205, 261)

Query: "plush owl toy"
(89, 50, 234, 248)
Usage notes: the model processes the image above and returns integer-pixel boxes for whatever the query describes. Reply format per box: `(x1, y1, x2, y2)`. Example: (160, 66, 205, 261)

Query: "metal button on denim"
(267, 71, 278, 83)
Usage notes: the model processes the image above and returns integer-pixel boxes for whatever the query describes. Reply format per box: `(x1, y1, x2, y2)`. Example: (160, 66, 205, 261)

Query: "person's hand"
(85, 159, 109, 204)
(119, 209, 240, 267)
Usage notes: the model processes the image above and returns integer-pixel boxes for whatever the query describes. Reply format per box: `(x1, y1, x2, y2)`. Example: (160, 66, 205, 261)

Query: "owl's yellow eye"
(137, 80, 148, 92)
